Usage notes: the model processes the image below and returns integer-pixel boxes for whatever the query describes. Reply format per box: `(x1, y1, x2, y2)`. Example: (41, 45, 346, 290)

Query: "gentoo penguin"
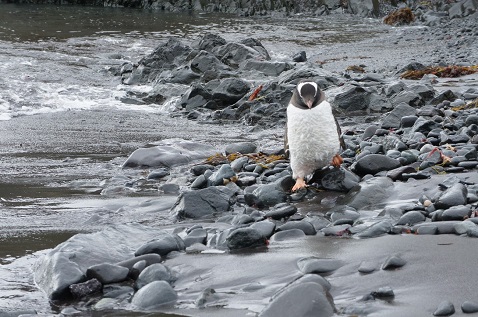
(285, 80, 344, 192)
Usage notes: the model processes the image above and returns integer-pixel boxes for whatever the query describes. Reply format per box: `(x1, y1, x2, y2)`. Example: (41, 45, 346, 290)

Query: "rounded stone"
(131, 280, 177, 310)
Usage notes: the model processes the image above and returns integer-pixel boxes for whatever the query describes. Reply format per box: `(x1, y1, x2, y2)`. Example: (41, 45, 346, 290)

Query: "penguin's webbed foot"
(331, 154, 343, 167)
(292, 177, 307, 192)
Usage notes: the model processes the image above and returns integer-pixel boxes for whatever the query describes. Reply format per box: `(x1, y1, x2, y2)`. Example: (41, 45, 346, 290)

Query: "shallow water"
(0, 4, 394, 314)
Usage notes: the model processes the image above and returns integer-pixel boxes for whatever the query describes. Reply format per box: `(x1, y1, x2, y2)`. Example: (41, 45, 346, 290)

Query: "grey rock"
(195, 33, 227, 52)
(340, 176, 395, 210)
(277, 220, 317, 235)
(86, 263, 129, 284)
(433, 300, 455, 316)
(333, 85, 371, 112)
(264, 205, 297, 220)
(392, 91, 424, 108)
(213, 42, 269, 68)
(171, 186, 236, 220)
(270, 229, 306, 241)
(103, 285, 134, 299)
(208, 164, 236, 186)
(123, 140, 216, 168)
(297, 257, 343, 274)
(246, 179, 291, 208)
(135, 232, 185, 257)
(183, 228, 208, 247)
(226, 227, 266, 250)
(135, 263, 173, 289)
(211, 78, 250, 107)
(435, 183, 468, 209)
(225, 142, 257, 155)
(353, 154, 401, 176)
(69, 278, 102, 298)
(355, 220, 392, 238)
(117, 254, 162, 271)
(259, 282, 334, 317)
(358, 261, 378, 274)
(34, 224, 167, 301)
(371, 286, 395, 299)
(441, 205, 471, 221)
(240, 60, 292, 76)
(131, 280, 177, 310)
(462, 300, 478, 313)
(396, 210, 426, 226)
(382, 254, 407, 270)
(250, 220, 276, 238)
(292, 51, 307, 62)
(381, 103, 417, 129)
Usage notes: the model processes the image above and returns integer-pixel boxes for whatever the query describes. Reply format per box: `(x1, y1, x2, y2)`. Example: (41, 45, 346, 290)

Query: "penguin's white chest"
(287, 101, 340, 179)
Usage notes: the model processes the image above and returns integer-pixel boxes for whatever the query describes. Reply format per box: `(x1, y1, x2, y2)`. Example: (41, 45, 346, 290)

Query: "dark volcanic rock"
(135, 232, 185, 257)
(226, 227, 267, 250)
(434, 183, 468, 209)
(250, 220, 276, 238)
(277, 220, 317, 235)
(441, 205, 471, 221)
(333, 85, 371, 112)
(69, 278, 102, 298)
(170, 186, 236, 220)
(246, 181, 290, 208)
(123, 140, 217, 168)
(123, 37, 192, 85)
(131, 280, 177, 310)
(264, 205, 297, 220)
(353, 154, 401, 176)
(86, 263, 129, 284)
(381, 103, 417, 129)
(212, 78, 250, 107)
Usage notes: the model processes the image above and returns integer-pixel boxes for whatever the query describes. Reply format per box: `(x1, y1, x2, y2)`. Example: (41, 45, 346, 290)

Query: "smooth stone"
(441, 205, 471, 221)
(396, 210, 426, 226)
(270, 229, 306, 242)
(123, 140, 216, 168)
(277, 220, 317, 235)
(264, 205, 297, 220)
(103, 285, 134, 299)
(433, 300, 455, 316)
(415, 225, 438, 235)
(355, 220, 392, 238)
(131, 280, 177, 310)
(230, 156, 249, 172)
(94, 298, 119, 310)
(462, 300, 478, 313)
(183, 228, 208, 247)
(259, 282, 334, 317)
(382, 254, 406, 270)
(135, 232, 185, 257)
(116, 254, 162, 270)
(297, 257, 343, 274)
(190, 164, 214, 176)
(147, 168, 169, 180)
(208, 164, 236, 186)
(321, 224, 351, 236)
(86, 263, 129, 284)
(135, 263, 173, 289)
(358, 261, 378, 274)
(250, 220, 276, 238)
(226, 227, 266, 250)
(191, 174, 208, 189)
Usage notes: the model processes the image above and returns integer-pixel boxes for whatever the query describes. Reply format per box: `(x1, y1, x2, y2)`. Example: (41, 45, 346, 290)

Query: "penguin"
(285, 80, 344, 192)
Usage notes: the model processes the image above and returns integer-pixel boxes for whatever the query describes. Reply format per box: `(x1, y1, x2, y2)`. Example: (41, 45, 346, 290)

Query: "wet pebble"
(225, 142, 257, 155)
(86, 263, 129, 284)
(396, 210, 426, 225)
(277, 220, 317, 235)
(433, 300, 455, 316)
(135, 232, 186, 257)
(441, 205, 471, 221)
(434, 183, 468, 209)
(135, 263, 173, 289)
(250, 220, 276, 238)
(131, 280, 177, 310)
(264, 205, 297, 220)
(297, 257, 343, 274)
(355, 220, 392, 238)
(358, 261, 378, 274)
(270, 229, 306, 241)
(381, 254, 406, 270)
(370, 286, 395, 299)
(226, 227, 266, 250)
(461, 300, 478, 313)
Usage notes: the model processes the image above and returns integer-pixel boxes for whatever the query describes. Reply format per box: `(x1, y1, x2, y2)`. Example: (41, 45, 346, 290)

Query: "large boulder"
(34, 224, 167, 300)
(123, 37, 192, 85)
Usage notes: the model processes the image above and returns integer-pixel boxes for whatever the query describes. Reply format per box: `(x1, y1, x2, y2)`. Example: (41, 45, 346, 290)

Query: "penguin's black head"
(292, 81, 323, 109)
